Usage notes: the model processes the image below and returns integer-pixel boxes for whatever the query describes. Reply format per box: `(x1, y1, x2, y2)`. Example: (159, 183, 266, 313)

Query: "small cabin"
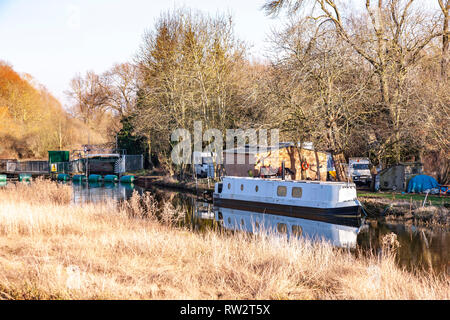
(378, 162, 423, 191)
(222, 142, 328, 181)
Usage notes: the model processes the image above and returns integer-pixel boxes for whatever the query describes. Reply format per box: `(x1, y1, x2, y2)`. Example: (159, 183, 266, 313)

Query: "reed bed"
(0, 180, 448, 300)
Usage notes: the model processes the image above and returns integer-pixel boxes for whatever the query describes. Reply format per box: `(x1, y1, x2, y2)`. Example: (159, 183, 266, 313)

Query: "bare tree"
(268, 18, 371, 180)
(264, 0, 444, 164)
(104, 63, 138, 117)
(66, 71, 110, 125)
(438, 0, 449, 78)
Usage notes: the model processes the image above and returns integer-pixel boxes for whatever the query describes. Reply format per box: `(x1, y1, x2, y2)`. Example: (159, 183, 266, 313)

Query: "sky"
(0, 0, 284, 107)
(0, 0, 441, 108)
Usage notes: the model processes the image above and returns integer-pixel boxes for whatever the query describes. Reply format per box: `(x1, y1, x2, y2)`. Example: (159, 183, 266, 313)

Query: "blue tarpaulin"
(407, 175, 439, 193)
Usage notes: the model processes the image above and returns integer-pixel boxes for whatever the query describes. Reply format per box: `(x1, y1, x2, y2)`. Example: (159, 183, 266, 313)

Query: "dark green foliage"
(117, 116, 153, 168)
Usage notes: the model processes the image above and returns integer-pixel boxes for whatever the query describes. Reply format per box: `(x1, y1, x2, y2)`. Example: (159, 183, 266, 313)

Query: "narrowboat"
(213, 177, 362, 227)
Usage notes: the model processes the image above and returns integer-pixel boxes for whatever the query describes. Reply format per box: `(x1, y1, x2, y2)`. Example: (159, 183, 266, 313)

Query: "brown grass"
(0, 180, 448, 300)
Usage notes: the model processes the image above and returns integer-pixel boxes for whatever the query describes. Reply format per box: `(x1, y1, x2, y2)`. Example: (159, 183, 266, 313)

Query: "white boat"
(213, 176, 361, 227)
(214, 207, 362, 248)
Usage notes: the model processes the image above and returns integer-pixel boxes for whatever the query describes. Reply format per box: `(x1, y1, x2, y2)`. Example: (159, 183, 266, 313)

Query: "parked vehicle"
(348, 158, 372, 185)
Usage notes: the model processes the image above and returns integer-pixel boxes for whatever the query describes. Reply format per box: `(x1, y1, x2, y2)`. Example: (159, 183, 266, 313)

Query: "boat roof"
(221, 176, 355, 186)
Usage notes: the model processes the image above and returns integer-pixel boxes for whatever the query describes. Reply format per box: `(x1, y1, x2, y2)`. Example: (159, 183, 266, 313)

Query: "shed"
(222, 142, 328, 181)
(378, 162, 423, 191)
(48, 151, 70, 163)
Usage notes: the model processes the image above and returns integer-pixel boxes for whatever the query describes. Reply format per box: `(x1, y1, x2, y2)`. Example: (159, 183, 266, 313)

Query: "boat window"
(292, 187, 302, 198)
(227, 217, 231, 224)
(292, 225, 303, 237)
(228, 183, 231, 189)
(277, 186, 287, 197)
(240, 184, 244, 191)
(255, 185, 259, 192)
(277, 223, 287, 234)
(241, 219, 245, 226)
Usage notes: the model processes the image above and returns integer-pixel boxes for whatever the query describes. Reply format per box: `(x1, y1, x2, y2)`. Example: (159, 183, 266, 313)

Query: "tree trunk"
(332, 153, 348, 182)
(147, 137, 154, 169)
(314, 150, 321, 181)
(295, 146, 305, 180)
(441, 0, 449, 79)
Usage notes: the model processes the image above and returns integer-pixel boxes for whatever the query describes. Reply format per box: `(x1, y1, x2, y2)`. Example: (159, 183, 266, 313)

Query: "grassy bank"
(358, 191, 450, 207)
(359, 192, 449, 227)
(0, 180, 448, 300)
(135, 175, 214, 194)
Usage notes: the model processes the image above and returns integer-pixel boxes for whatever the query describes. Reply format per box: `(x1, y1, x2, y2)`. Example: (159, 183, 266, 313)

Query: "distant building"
(222, 142, 328, 181)
(378, 162, 423, 191)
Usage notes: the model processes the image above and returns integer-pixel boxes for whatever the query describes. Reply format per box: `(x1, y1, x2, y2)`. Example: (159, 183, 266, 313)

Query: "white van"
(348, 158, 372, 185)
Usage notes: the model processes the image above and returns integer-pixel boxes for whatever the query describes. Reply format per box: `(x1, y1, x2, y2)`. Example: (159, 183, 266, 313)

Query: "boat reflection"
(214, 207, 365, 248)
(194, 200, 215, 220)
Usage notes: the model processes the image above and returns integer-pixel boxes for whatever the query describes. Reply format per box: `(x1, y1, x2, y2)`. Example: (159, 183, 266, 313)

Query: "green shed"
(48, 151, 70, 164)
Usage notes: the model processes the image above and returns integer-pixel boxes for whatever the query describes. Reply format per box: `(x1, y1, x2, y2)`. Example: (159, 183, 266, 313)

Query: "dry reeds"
(2, 177, 72, 205)
(0, 180, 448, 300)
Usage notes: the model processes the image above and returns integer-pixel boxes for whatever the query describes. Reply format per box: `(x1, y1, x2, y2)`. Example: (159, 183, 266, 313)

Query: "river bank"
(135, 175, 450, 227)
(359, 195, 449, 228)
(0, 179, 448, 300)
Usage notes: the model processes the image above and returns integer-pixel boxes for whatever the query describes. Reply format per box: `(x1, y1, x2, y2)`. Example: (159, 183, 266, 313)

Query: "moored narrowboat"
(213, 177, 361, 227)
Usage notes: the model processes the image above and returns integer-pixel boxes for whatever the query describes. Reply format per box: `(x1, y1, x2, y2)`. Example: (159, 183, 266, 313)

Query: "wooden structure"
(222, 143, 328, 181)
(86, 157, 117, 175)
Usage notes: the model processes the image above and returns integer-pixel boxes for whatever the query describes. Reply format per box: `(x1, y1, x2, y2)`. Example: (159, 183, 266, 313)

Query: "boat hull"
(213, 197, 361, 227)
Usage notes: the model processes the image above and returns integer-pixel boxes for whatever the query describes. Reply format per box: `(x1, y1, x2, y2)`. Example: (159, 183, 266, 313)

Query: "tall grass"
(0, 180, 448, 300)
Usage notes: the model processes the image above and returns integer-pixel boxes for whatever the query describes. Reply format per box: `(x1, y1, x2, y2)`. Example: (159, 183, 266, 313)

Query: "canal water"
(68, 181, 450, 275)
(4, 180, 448, 275)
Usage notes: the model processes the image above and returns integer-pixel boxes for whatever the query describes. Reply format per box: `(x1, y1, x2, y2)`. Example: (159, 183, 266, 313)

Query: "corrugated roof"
(223, 142, 314, 154)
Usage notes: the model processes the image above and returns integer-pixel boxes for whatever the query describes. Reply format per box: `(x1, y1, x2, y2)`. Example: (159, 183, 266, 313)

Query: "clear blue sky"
(0, 0, 284, 107)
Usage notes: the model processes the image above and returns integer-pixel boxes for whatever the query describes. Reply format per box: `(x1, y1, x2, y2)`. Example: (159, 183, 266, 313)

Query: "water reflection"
(214, 207, 362, 248)
(194, 201, 215, 220)
(144, 186, 218, 232)
(357, 221, 449, 274)
(71, 181, 144, 204)
(68, 183, 449, 274)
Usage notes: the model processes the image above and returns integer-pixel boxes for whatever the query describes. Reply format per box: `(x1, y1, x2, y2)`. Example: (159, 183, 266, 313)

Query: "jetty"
(0, 148, 143, 181)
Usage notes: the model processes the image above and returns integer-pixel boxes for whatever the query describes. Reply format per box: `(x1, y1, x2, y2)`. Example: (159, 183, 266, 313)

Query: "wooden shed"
(222, 143, 328, 181)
